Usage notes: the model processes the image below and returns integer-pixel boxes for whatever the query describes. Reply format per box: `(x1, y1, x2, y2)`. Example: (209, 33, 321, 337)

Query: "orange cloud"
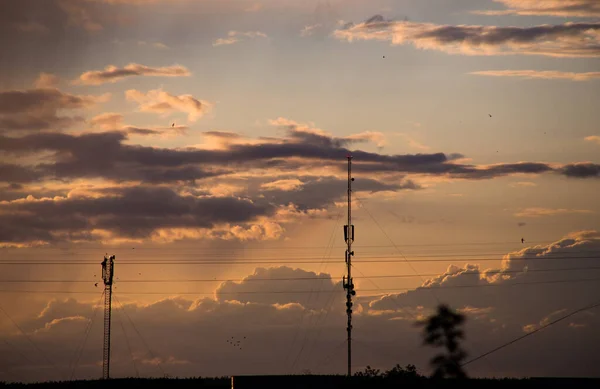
(261, 179, 304, 191)
(213, 31, 268, 46)
(472, 70, 600, 81)
(585, 135, 600, 145)
(514, 207, 594, 217)
(125, 88, 212, 122)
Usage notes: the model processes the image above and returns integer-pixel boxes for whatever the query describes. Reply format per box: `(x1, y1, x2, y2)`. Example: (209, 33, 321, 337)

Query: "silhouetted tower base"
(343, 155, 355, 377)
(102, 255, 115, 380)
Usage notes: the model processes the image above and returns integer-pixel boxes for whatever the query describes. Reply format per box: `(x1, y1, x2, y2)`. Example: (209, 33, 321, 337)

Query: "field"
(3, 376, 600, 389)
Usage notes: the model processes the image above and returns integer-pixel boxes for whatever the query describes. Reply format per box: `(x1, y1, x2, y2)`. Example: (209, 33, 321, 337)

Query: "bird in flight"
(488, 114, 492, 118)
(172, 123, 175, 127)
(521, 238, 525, 244)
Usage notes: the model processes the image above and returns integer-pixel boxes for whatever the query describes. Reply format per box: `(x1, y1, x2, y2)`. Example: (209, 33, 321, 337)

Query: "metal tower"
(101, 254, 115, 380)
(342, 155, 356, 377)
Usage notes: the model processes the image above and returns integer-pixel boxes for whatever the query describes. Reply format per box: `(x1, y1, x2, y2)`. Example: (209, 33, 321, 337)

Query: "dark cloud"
(334, 18, 600, 57)
(0, 88, 97, 114)
(559, 163, 600, 178)
(0, 129, 596, 186)
(202, 131, 242, 139)
(76, 64, 190, 85)
(0, 88, 106, 133)
(0, 163, 43, 183)
(414, 23, 600, 46)
(0, 186, 275, 245)
(257, 176, 418, 211)
(473, 0, 600, 18)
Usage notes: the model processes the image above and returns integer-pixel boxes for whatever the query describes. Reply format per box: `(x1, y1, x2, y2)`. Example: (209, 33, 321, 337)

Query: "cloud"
(0, 186, 276, 246)
(245, 3, 263, 12)
(1, 117, 599, 245)
(585, 136, 600, 145)
(514, 208, 595, 218)
(473, 0, 600, 18)
(89, 112, 188, 136)
(125, 89, 212, 122)
(268, 117, 387, 149)
(471, 70, 600, 81)
(137, 41, 169, 49)
(213, 31, 268, 46)
(75, 63, 190, 85)
(299, 1, 341, 39)
(34, 73, 61, 89)
(559, 163, 600, 178)
(1, 231, 600, 381)
(300, 24, 322, 37)
(58, 0, 104, 32)
(0, 87, 109, 133)
(216, 267, 343, 310)
(396, 133, 430, 151)
(261, 179, 304, 191)
(510, 181, 537, 187)
(334, 17, 600, 58)
(0, 125, 598, 189)
(90, 112, 124, 130)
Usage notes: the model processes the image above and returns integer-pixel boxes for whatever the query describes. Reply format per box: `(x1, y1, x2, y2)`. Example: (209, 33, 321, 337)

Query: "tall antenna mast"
(101, 254, 115, 380)
(343, 155, 355, 377)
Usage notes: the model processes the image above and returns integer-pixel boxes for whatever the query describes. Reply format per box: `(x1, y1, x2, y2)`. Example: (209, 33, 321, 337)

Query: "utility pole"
(101, 254, 115, 380)
(343, 155, 355, 377)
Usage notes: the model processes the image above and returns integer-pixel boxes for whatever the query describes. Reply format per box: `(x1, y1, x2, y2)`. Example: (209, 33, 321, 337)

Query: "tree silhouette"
(417, 304, 468, 379)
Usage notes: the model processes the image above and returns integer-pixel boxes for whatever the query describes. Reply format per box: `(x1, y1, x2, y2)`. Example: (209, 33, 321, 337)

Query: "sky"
(0, 0, 600, 383)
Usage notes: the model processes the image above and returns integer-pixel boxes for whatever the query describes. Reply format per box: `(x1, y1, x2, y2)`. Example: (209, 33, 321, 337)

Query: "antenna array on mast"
(343, 155, 355, 377)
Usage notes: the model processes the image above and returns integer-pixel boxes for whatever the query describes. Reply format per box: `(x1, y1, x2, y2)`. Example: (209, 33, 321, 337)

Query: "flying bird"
(521, 238, 525, 244)
(94, 283, 98, 287)
(172, 123, 175, 127)
(488, 114, 492, 117)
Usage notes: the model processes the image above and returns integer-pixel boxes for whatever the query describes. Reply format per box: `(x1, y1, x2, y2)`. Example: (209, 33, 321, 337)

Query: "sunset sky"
(1, 0, 600, 383)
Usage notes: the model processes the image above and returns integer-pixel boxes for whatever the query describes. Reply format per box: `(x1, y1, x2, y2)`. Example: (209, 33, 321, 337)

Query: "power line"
(462, 299, 600, 367)
(1, 276, 599, 296)
(6, 240, 560, 250)
(1, 255, 598, 266)
(3, 251, 599, 260)
(3, 266, 600, 284)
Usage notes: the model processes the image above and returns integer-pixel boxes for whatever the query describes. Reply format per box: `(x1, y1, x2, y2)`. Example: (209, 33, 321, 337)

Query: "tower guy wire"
(0, 303, 65, 381)
(70, 289, 106, 380)
(342, 154, 356, 377)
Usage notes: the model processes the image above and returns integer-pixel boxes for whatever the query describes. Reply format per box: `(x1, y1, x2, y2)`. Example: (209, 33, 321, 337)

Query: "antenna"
(343, 155, 355, 377)
(101, 254, 115, 380)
